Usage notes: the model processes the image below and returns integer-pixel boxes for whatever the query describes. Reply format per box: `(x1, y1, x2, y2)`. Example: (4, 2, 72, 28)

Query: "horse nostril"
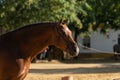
(73, 43, 79, 55)
(67, 43, 79, 56)
(72, 46, 79, 55)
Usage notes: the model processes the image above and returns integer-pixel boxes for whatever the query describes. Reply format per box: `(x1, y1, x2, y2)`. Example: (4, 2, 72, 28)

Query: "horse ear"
(63, 18, 68, 24)
(58, 19, 62, 23)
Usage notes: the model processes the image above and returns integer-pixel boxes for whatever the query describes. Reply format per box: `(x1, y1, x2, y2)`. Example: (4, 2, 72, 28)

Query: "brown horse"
(0, 19, 79, 80)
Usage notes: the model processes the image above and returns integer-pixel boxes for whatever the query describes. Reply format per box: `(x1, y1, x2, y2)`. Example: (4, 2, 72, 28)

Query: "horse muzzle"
(72, 46, 79, 57)
(67, 43, 80, 57)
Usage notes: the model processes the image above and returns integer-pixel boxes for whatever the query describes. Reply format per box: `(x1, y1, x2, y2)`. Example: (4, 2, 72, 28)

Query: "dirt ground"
(25, 60, 120, 80)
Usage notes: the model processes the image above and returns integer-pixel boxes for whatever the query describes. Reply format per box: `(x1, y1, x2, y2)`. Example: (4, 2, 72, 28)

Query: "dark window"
(118, 34, 120, 45)
(82, 35, 91, 48)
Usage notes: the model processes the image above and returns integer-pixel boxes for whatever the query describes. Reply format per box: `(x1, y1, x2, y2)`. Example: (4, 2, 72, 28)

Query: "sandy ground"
(25, 60, 120, 80)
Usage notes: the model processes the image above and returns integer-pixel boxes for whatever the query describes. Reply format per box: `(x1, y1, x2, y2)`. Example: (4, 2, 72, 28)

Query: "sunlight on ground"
(25, 60, 120, 80)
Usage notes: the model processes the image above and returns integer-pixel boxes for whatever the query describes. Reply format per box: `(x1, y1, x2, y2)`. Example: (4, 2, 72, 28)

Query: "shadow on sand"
(29, 59, 120, 74)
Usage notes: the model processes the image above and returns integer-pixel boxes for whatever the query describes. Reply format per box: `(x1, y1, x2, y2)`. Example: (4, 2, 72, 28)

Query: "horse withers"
(0, 19, 79, 80)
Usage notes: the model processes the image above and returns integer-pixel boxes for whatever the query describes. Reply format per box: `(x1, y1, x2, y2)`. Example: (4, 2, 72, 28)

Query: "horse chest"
(16, 59, 30, 78)
(0, 59, 30, 80)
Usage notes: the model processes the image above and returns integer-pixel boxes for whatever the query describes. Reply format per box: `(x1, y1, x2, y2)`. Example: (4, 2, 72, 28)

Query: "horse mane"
(13, 22, 57, 32)
(0, 22, 57, 37)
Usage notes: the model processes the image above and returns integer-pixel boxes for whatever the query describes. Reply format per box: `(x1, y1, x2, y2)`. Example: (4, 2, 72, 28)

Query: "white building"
(77, 29, 120, 53)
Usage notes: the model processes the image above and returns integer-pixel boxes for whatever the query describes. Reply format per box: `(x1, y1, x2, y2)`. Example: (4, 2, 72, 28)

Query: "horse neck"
(15, 23, 56, 59)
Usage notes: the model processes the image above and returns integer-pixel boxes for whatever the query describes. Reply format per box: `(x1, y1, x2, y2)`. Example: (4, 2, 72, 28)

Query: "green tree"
(88, 0, 120, 32)
(74, 0, 120, 42)
(0, 0, 82, 32)
(0, 0, 120, 41)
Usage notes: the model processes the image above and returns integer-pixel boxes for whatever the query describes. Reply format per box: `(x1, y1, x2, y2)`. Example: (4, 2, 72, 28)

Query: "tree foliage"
(0, 0, 120, 33)
(78, 0, 120, 33)
(0, 0, 82, 31)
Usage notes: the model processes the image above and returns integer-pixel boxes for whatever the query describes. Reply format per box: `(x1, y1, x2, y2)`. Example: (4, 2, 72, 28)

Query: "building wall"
(77, 29, 120, 53)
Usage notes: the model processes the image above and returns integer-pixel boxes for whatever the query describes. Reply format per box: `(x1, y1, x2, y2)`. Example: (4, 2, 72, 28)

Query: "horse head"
(54, 19, 79, 57)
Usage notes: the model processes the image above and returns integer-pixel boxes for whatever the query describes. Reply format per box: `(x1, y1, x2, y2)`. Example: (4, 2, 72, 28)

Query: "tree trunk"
(73, 27, 80, 59)
(74, 27, 80, 43)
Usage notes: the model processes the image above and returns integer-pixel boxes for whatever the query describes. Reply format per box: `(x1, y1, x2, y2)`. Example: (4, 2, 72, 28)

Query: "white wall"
(77, 29, 120, 53)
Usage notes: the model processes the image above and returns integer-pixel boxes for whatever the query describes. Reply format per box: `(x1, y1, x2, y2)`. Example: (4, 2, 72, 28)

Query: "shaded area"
(29, 64, 120, 74)
(63, 59, 120, 64)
